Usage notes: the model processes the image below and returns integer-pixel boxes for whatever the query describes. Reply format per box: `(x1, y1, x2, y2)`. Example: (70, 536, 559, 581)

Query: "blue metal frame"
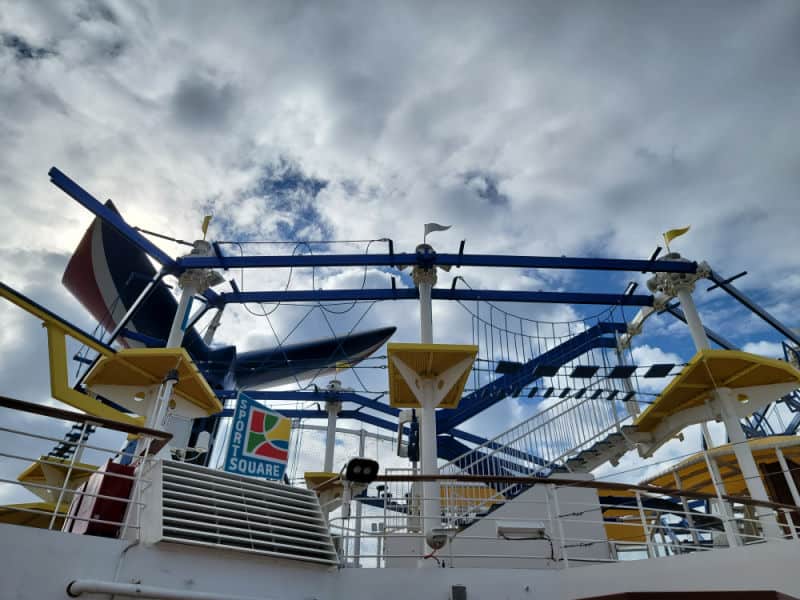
(709, 270, 800, 347)
(179, 252, 698, 273)
(439, 321, 626, 430)
(216, 289, 654, 307)
(48, 168, 177, 270)
(47, 167, 800, 468)
(216, 389, 400, 418)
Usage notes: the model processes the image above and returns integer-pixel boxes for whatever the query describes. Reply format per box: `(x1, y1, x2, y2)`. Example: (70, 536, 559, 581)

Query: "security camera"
(426, 528, 449, 550)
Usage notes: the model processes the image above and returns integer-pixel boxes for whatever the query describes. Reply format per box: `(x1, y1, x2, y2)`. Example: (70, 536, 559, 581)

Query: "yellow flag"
(336, 360, 351, 373)
(663, 225, 690, 248)
(201, 215, 212, 239)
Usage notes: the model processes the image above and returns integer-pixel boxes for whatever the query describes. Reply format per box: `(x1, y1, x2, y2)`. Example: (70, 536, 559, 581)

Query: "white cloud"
(741, 340, 784, 358)
(1, 1, 799, 496)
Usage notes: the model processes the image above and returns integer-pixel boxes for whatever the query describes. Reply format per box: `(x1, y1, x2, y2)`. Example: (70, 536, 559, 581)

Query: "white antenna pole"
(413, 242, 441, 558)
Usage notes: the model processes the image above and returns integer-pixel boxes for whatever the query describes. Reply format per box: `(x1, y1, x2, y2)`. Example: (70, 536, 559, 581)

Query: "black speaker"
(451, 584, 467, 600)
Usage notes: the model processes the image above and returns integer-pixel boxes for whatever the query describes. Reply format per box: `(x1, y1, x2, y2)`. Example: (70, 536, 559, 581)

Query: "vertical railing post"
(121, 435, 152, 539)
(549, 485, 568, 568)
(702, 450, 739, 546)
(776, 447, 800, 507)
(782, 509, 798, 541)
(49, 421, 89, 530)
(635, 491, 655, 558)
(673, 471, 700, 546)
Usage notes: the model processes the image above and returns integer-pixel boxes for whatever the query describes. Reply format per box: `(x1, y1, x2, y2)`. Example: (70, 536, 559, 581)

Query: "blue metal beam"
(438, 321, 626, 431)
(216, 288, 654, 307)
(49, 167, 178, 270)
(709, 270, 800, 346)
(215, 390, 399, 417)
(179, 252, 698, 274)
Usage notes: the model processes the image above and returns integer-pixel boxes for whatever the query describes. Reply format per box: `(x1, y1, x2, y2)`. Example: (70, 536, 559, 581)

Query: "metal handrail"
(376, 472, 800, 514)
(439, 391, 636, 517)
(0, 395, 172, 454)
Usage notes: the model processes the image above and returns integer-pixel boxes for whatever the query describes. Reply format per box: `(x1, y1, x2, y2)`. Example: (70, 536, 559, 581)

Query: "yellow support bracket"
(1, 281, 143, 425)
(45, 324, 144, 426)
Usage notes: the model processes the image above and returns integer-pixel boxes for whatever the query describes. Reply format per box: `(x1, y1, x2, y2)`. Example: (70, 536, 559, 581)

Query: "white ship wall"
(385, 474, 610, 569)
(3, 523, 800, 600)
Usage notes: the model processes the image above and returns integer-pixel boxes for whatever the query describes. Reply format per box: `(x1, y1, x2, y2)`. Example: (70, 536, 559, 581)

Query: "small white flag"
(424, 223, 451, 240)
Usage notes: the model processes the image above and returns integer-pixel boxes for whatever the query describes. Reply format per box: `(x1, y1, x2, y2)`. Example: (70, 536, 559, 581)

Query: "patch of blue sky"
(205, 159, 331, 244)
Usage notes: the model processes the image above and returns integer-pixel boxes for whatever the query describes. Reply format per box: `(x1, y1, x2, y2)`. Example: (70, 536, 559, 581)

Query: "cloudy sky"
(1, 1, 800, 501)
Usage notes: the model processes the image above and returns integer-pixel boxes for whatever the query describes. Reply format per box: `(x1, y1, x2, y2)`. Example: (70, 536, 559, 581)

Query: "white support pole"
(676, 285, 781, 540)
(419, 380, 441, 552)
(675, 288, 710, 351)
(716, 387, 781, 540)
(324, 401, 341, 473)
(413, 258, 441, 558)
(202, 307, 225, 345)
(702, 449, 739, 547)
(147, 375, 180, 460)
(166, 283, 197, 348)
(353, 428, 366, 567)
(418, 279, 433, 345)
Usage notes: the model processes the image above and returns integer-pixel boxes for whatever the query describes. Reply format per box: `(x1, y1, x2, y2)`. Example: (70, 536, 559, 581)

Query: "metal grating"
(159, 460, 338, 566)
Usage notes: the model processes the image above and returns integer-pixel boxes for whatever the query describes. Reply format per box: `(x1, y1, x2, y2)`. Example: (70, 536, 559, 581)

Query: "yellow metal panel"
(85, 348, 222, 415)
(0, 285, 112, 356)
(0, 502, 66, 529)
(304, 472, 340, 489)
(16, 457, 97, 485)
(387, 343, 478, 409)
(440, 483, 504, 511)
(45, 325, 144, 426)
(603, 510, 648, 543)
(642, 436, 800, 496)
(635, 350, 800, 433)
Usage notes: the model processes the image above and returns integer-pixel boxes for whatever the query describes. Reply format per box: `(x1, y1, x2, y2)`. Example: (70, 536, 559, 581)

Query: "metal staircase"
(562, 425, 640, 472)
(439, 389, 642, 508)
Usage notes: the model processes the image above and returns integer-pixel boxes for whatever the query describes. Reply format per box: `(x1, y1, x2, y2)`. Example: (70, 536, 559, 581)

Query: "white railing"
(0, 395, 170, 538)
(327, 474, 800, 569)
(439, 391, 641, 516)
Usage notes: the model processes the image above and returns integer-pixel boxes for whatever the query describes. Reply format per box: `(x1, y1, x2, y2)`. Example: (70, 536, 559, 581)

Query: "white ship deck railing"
(326, 471, 800, 568)
(0, 395, 170, 536)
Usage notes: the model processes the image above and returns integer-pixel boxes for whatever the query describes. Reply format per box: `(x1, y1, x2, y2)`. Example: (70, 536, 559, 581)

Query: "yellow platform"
(17, 457, 97, 504)
(387, 343, 478, 409)
(85, 348, 222, 415)
(304, 471, 339, 489)
(635, 350, 800, 433)
(642, 435, 800, 496)
(596, 488, 648, 543)
(441, 483, 504, 512)
(0, 502, 65, 529)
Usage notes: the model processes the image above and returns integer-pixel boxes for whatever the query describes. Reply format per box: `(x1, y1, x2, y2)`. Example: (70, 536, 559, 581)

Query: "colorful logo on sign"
(246, 406, 290, 461)
(224, 393, 291, 480)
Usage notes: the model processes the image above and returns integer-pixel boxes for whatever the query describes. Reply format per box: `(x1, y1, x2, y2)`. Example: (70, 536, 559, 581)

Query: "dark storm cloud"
(1, 33, 56, 61)
(171, 75, 237, 129)
(463, 171, 509, 207)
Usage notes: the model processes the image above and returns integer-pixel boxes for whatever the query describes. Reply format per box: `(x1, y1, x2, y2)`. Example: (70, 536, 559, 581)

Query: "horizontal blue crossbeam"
(216, 389, 399, 417)
(180, 252, 697, 273)
(48, 167, 177, 270)
(438, 321, 627, 431)
(215, 288, 654, 306)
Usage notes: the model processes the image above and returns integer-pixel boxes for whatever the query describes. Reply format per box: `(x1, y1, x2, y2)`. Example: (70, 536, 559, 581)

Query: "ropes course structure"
(27, 167, 800, 496)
